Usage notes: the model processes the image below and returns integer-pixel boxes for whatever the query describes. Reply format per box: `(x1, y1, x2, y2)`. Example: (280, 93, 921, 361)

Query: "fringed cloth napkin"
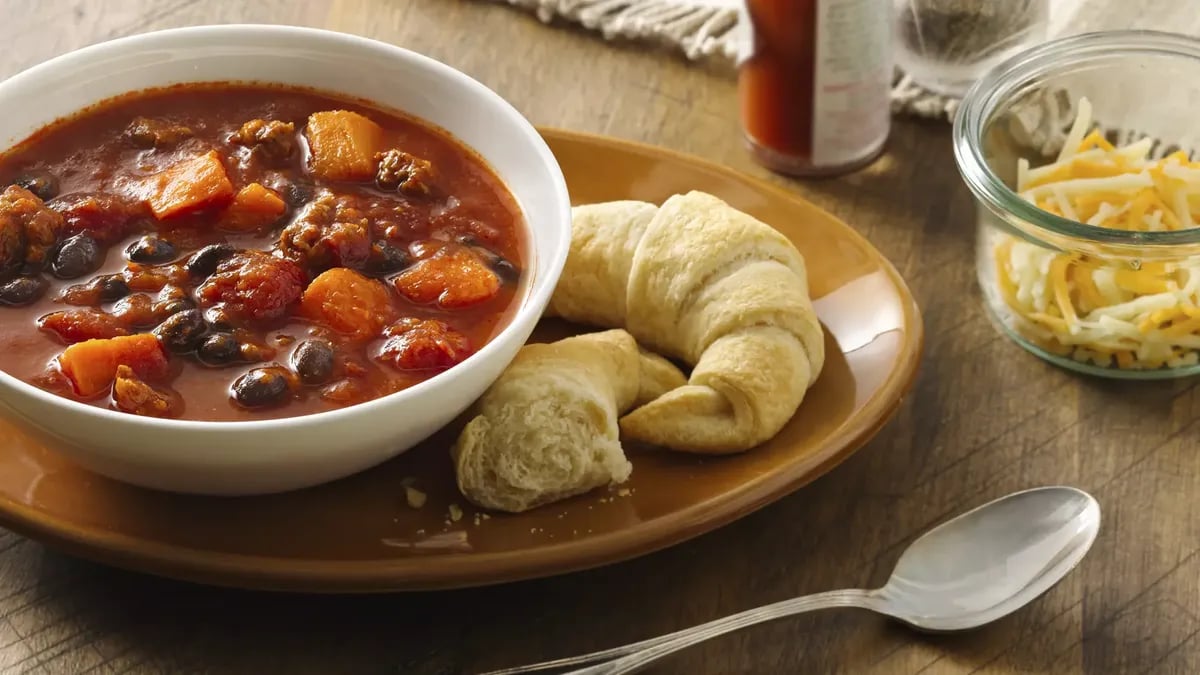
(496, 0, 1199, 123)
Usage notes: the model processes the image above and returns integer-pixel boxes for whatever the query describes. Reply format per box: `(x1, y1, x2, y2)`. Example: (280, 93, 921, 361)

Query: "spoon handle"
(480, 589, 876, 675)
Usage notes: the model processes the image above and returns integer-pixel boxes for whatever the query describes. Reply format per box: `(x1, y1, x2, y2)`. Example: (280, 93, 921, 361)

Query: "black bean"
(365, 241, 410, 275)
(281, 181, 314, 209)
(50, 234, 102, 280)
(490, 257, 520, 284)
(466, 244, 519, 284)
(231, 367, 292, 408)
(184, 243, 236, 278)
(156, 298, 195, 319)
(203, 305, 235, 331)
(96, 275, 130, 302)
(197, 333, 242, 366)
(125, 235, 177, 264)
(291, 340, 336, 385)
(13, 171, 59, 201)
(0, 276, 47, 306)
(153, 309, 207, 353)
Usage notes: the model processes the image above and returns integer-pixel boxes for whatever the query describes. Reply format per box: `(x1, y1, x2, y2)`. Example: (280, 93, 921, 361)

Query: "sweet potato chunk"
(305, 110, 383, 181)
(392, 245, 500, 308)
(143, 150, 235, 219)
(58, 333, 169, 398)
(221, 183, 287, 232)
(112, 365, 179, 417)
(300, 268, 395, 340)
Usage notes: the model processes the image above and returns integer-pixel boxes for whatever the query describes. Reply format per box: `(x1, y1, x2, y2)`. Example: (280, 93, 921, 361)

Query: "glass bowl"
(953, 30, 1200, 380)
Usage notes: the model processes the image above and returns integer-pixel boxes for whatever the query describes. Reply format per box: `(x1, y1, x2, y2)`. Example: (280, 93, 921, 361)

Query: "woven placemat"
(497, 0, 1197, 122)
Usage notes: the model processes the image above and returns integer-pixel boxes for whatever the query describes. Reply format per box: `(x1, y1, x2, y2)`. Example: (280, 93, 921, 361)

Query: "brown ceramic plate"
(0, 130, 922, 592)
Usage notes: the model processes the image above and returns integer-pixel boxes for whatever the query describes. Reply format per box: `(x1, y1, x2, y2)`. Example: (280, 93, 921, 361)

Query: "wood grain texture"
(0, 0, 1195, 673)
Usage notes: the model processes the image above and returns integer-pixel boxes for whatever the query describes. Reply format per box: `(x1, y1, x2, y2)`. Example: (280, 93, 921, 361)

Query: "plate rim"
(0, 128, 924, 592)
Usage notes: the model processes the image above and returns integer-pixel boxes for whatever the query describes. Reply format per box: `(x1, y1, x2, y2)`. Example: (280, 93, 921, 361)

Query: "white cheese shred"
(993, 97, 1200, 371)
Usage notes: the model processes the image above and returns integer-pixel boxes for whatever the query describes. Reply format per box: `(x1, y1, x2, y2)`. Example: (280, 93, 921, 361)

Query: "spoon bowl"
(880, 486, 1101, 632)
(483, 486, 1101, 675)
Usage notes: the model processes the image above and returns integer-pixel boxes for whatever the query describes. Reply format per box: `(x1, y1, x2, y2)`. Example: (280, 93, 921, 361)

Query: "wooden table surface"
(0, 1, 1196, 674)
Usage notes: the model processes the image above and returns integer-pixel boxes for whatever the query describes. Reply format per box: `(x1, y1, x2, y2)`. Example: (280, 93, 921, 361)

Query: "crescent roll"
(452, 329, 686, 513)
(546, 191, 825, 454)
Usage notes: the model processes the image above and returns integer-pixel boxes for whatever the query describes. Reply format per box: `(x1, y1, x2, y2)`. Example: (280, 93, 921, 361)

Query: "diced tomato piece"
(50, 192, 147, 244)
(143, 150, 235, 219)
(300, 267, 395, 340)
(391, 246, 500, 309)
(38, 309, 129, 344)
(221, 183, 287, 232)
(196, 250, 305, 322)
(57, 334, 169, 398)
(377, 318, 473, 371)
(304, 110, 383, 181)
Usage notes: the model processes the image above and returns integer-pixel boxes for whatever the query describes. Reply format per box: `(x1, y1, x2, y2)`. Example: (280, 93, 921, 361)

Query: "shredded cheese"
(992, 96, 1200, 371)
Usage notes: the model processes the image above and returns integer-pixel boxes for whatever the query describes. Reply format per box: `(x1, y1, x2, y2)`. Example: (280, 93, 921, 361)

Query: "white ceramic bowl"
(0, 25, 571, 495)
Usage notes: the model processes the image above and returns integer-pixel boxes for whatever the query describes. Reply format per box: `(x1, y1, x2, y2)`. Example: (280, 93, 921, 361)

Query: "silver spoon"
(482, 486, 1100, 675)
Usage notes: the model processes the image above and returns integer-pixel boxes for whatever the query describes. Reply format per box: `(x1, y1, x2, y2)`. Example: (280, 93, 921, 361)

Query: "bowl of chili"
(0, 25, 570, 495)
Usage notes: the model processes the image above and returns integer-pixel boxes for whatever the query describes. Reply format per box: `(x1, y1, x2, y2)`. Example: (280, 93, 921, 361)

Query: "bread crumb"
(481, 513, 491, 520)
(617, 488, 631, 497)
(405, 486, 427, 509)
(473, 513, 482, 526)
(416, 529, 425, 536)
(448, 503, 464, 522)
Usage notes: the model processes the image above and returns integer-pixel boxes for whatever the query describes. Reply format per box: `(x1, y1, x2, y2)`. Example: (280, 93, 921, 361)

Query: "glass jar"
(893, 0, 1050, 97)
(953, 31, 1200, 379)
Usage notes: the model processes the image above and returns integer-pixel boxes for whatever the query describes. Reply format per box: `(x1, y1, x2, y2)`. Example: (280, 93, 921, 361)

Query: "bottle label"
(811, 0, 892, 166)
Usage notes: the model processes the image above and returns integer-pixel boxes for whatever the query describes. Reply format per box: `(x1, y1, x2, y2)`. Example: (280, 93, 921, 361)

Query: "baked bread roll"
(546, 191, 825, 454)
(452, 329, 686, 513)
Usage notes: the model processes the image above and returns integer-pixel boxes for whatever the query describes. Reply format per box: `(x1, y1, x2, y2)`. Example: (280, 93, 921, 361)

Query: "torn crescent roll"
(452, 329, 686, 513)
(546, 191, 825, 454)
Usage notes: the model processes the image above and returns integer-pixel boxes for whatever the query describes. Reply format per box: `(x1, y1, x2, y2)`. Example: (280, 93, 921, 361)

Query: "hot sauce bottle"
(737, 0, 892, 177)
